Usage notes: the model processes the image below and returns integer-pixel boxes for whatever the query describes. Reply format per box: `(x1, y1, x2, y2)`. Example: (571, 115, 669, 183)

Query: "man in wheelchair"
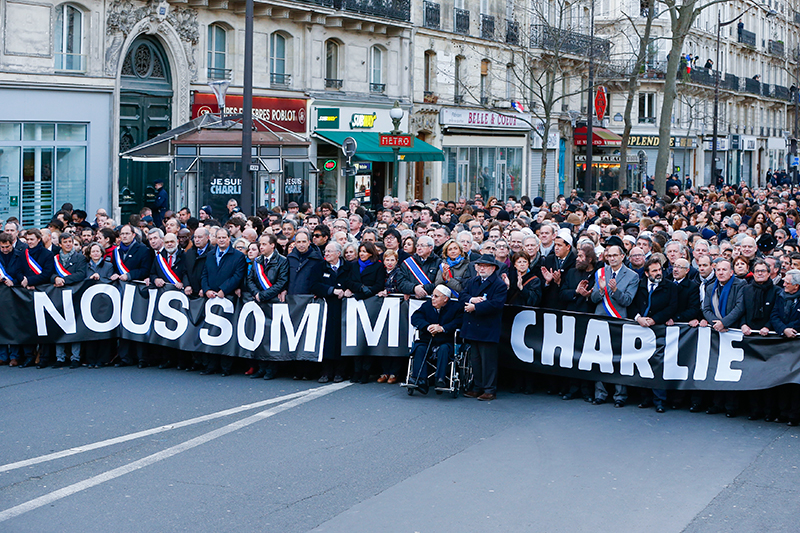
(407, 285, 464, 391)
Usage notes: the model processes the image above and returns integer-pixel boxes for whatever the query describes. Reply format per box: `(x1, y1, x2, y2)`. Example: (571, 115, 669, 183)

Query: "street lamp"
(711, 5, 775, 187)
(389, 101, 405, 196)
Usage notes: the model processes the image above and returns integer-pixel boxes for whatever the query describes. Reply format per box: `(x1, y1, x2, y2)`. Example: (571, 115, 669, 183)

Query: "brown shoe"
(387, 375, 398, 384)
(464, 390, 480, 398)
(376, 374, 389, 383)
(478, 393, 496, 401)
(9, 359, 18, 367)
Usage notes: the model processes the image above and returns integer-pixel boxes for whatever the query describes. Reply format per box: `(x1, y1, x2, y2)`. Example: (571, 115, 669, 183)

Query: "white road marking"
(0, 381, 351, 523)
(0, 387, 319, 474)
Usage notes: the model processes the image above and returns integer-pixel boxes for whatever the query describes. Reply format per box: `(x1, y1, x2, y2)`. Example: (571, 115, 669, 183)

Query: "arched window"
(270, 32, 290, 87)
(370, 46, 384, 93)
(207, 24, 228, 79)
(325, 40, 341, 89)
(55, 4, 83, 71)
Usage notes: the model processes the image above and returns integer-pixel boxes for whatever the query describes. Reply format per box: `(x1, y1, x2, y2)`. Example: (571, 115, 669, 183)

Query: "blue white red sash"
(596, 267, 622, 318)
(404, 257, 432, 285)
(255, 261, 272, 291)
(25, 249, 42, 276)
(54, 255, 71, 277)
(156, 253, 180, 284)
(114, 247, 130, 275)
(0, 260, 10, 282)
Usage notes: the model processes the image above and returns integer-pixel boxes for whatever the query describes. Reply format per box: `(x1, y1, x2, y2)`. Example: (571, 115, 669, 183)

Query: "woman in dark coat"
(506, 251, 542, 307)
(349, 242, 385, 383)
(83, 243, 115, 368)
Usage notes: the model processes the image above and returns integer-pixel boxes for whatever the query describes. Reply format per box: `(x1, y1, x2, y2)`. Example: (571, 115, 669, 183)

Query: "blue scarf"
(446, 256, 464, 268)
(358, 258, 374, 273)
(118, 241, 132, 254)
(713, 277, 734, 317)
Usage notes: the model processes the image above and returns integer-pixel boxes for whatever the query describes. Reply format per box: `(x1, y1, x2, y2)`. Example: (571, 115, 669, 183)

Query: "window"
(480, 60, 490, 105)
(325, 40, 341, 89)
(370, 47, 384, 93)
(207, 24, 228, 79)
(424, 51, 435, 93)
(638, 93, 656, 123)
(55, 4, 83, 71)
(454, 56, 465, 103)
(270, 32, 290, 86)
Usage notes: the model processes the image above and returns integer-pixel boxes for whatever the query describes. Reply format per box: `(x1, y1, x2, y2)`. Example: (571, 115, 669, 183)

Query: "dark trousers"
(469, 341, 498, 395)
(117, 339, 140, 365)
(381, 357, 405, 377)
(411, 342, 453, 384)
(83, 340, 113, 366)
(352, 356, 372, 378)
(204, 354, 233, 373)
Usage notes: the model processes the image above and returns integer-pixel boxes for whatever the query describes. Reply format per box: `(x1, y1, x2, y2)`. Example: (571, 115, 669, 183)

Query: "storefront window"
(443, 145, 522, 200)
(200, 160, 241, 220)
(284, 161, 309, 207)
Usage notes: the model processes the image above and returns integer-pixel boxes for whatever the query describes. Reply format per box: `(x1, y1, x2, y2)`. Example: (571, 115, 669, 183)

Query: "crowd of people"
(2, 183, 800, 420)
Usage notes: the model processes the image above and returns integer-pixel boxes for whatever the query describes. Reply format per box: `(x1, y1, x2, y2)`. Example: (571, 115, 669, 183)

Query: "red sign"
(379, 134, 414, 147)
(191, 93, 307, 133)
(594, 86, 608, 122)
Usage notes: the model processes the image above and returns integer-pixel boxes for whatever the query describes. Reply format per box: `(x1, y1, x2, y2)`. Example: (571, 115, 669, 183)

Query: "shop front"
(121, 113, 312, 218)
(741, 135, 757, 186)
(703, 136, 729, 185)
(440, 108, 531, 201)
(312, 104, 443, 207)
(573, 126, 629, 194)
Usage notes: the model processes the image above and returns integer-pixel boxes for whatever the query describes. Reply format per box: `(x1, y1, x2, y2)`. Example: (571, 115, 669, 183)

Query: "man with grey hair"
(397, 235, 441, 298)
(457, 230, 480, 261)
(147, 227, 165, 256)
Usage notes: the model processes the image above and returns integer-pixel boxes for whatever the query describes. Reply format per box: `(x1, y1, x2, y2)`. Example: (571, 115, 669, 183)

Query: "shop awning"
(313, 131, 445, 162)
(573, 127, 623, 147)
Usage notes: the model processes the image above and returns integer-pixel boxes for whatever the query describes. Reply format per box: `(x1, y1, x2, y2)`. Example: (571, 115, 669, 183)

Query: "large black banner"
(2, 281, 326, 362)
(340, 297, 800, 391)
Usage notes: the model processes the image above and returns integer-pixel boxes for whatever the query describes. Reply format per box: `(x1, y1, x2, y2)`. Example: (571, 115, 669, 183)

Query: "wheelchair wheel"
(407, 388, 414, 396)
(451, 387, 459, 399)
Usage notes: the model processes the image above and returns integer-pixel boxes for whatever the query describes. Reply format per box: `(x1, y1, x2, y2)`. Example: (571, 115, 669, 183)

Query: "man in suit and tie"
(149, 232, 188, 369)
(200, 227, 247, 376)
(632, 257, 678, 412)
(540, 228, 575, 310)
(590, 241, 639, 407)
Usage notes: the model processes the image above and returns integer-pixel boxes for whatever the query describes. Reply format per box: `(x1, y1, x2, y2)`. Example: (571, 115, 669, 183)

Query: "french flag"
(511, 101, 525, 113)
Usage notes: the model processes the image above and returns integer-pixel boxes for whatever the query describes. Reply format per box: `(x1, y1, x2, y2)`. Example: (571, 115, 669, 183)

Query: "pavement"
(1, 365, 798, 532)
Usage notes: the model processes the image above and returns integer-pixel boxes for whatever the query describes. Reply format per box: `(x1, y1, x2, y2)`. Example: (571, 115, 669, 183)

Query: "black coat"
(149, 248, 187, 285)
(631, 278, 678, 325)
(201, 246, 247, 295)
(458, 271, 508, 343)
(0, 249, 24, 285)
(23, 243, 55, 287)
(246, 253, 289, 302)
(540, 251, 576, 310)
(114, 241, 152, 281)
(673, 277, 702, 323)
(742, 280, 778, 330)
(506, 269, 542, 307)
(287, 247, 324, 295)
(313, 259, 356, 361)
(396, 253, 441, 295)
(351, 261, 386, 299)
(183, 244, 210, 296)
(52, 250, 87, 285)
(771, 289, 800, 333)
(411, 299, 464, 346)
(702, 277, 747, 328)
(559, 267, 597, 313)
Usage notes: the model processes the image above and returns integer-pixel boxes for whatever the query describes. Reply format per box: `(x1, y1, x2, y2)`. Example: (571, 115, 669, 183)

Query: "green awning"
(314, 131, 445, 162)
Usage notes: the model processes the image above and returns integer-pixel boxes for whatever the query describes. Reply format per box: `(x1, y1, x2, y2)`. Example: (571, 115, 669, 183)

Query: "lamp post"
(584, 0, 595, 200)
(712, 5, 775, 188)
(240, 0, 254, 213)
(389, 101, 405, 197)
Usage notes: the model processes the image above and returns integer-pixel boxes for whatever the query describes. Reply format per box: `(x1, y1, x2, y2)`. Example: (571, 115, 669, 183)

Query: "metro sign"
(595, 86, 608, 122)
(379, 134, 414, 147)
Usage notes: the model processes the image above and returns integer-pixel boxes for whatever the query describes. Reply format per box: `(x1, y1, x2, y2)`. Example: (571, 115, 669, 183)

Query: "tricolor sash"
(114, 247, 130, 275)
(156, 254, 181, 284)
(255, 261, 272, 291)
(0, 260, 10, 282)
(404, 257, 432, 286)
(54, 255, 71, 277)
(25, 249, 43, 276)
(596, 267, 622, 318)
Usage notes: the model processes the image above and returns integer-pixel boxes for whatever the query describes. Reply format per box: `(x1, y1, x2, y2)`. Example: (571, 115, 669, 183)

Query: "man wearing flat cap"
(408, 285, 464, 392)
(459, 254, 508, 401)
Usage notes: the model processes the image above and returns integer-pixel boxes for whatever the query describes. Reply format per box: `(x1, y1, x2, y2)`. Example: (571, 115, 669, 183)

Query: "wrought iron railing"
(270, 73, 291, 87)
(762, 83, 771, 97)
(769, 40, 785, 57)
(423, 1, 440, 29)
(721, 73, 738, 91)
(774, 85, 790, 100)
(325, 78, 343, 89)
(738, 28, 756, 47)
(370, 83, 386, 93)
(686, 66, 714, 86)
(481, 14, 495, 40)
(529, 24, 611, 60)
(333, 0, 410, 22)
(454, 8, 470, 34)
(744, 77, 761, 94)
(207, 67, 232, 80)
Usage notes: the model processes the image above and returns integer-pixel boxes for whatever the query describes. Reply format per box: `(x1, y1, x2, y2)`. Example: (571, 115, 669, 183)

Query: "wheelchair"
(401, 329, 472, 398)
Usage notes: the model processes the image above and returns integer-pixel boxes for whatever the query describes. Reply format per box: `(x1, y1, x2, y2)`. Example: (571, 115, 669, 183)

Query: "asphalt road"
(1, 365, 798, 533)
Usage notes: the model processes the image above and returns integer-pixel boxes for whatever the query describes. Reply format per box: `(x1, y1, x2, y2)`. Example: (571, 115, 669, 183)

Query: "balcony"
(454, 8, 470, 34)
(305, 0, 335, 6)
(325, 78, 343, 89)
(54, 53, 86, 72)
(480, 14, 494, 40)
(423, 1, 440, 29)
(270, 72, 291, 87)
(687, 66, 715, 86)
(642, 60, 667, 79)
(721, 73, 739, 91)
(744, 77, 761, 95)
(638, 117, 656, 124)
(738, 27, 756, 47)
(207, 67, 232, 80)
(769, 40, 785, 57)
(529, 24, 611, 60)
(506, 20, 519, 45)
(333, 0, 410, 22)
(774, 85, 790, 100)
(762, 83, 771, 97)
(370, 83, 386, 94)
